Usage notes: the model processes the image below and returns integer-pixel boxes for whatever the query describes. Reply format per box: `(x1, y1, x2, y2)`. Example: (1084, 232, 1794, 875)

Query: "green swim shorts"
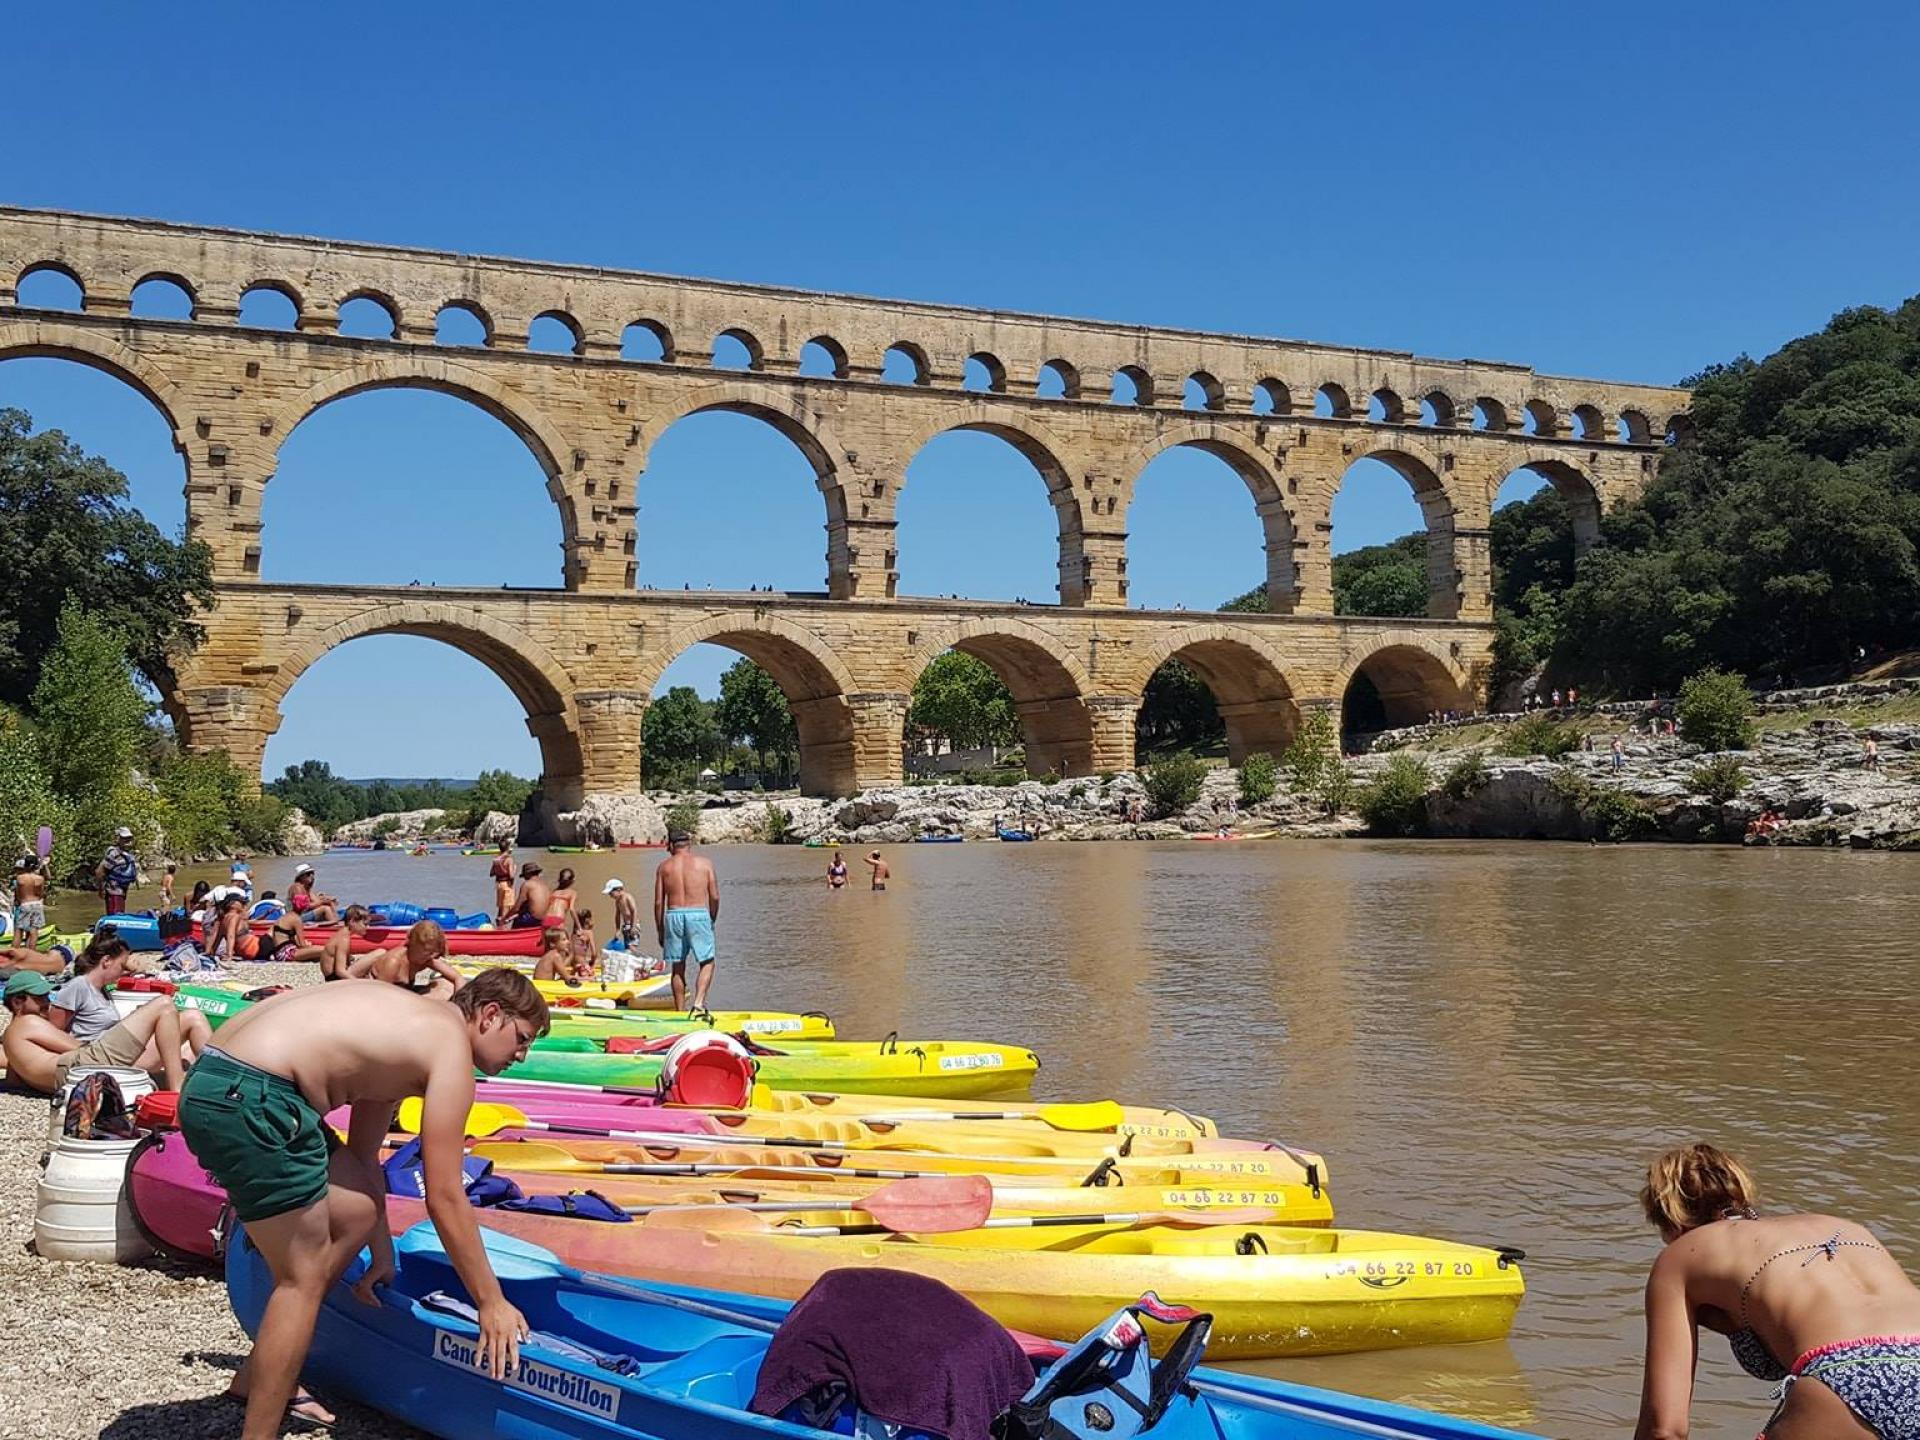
(177, 1047, 341, 1223)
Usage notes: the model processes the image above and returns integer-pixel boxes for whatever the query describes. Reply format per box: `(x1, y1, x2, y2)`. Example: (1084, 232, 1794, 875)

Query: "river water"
(57, 840, 1920, 1437)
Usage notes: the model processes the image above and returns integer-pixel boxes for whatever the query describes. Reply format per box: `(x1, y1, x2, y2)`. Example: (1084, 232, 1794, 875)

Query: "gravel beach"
(0, 962, 422, 1439)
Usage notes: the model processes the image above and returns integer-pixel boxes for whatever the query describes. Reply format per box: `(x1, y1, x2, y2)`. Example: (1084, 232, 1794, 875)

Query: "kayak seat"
(640, 1333, 766, 1406)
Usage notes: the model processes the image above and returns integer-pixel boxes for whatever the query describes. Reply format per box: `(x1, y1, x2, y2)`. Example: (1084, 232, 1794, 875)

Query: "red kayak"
(243, 919, 542, 956)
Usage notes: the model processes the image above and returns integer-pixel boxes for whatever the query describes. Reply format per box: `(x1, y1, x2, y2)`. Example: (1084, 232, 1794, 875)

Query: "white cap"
(293, 862, 314, 877)
(115, 827, 133, 839)
(602, 878, 625, 894)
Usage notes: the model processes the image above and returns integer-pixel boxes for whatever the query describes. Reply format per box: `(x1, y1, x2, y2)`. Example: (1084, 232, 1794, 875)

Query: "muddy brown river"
(54, 839, 1919, 1437)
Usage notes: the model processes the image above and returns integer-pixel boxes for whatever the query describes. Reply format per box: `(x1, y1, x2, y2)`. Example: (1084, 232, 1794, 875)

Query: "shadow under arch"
(1121, 425, 1298, 611)
(1127, 624, 1302, 761)
(264, 354, 579, 579)
(637, 382, 857, 596)
(907, 617, 1096, 778)
(642, 611, 858, 797)
(1337, 446, 1462, 619)
(896, 406, 1089, 601)
(1338, 639, 1469, 741)
(256, 601, 585, 800)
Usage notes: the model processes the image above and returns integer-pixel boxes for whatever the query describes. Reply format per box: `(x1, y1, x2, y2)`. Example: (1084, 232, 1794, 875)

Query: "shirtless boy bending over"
(176, 968, 549, 1439)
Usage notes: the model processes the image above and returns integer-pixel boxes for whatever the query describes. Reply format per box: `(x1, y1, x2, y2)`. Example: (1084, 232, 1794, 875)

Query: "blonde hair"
(1640, 1143, 1759, 1232)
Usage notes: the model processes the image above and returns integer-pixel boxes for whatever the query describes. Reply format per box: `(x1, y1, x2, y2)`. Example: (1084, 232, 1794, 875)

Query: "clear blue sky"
(5, 3, 1917, 778)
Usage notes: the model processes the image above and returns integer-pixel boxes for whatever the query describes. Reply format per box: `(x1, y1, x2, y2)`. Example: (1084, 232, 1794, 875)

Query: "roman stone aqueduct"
(0, 207, 1688, 807)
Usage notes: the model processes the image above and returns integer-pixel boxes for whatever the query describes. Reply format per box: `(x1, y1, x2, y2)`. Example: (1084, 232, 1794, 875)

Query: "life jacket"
(381, 1136, 524, 1208)
(655, 1031, 758, 1109)
(996, 1295, 1213, 1440)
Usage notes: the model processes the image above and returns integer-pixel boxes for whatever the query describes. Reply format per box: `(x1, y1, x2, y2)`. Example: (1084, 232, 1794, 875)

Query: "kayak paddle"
(617, 1174, 995, 1231)
(854, 1100, 1126, 1133)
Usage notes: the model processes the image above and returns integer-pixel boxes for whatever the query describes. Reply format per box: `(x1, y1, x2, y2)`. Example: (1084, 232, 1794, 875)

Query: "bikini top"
(1722, 1218, 1885, 1381)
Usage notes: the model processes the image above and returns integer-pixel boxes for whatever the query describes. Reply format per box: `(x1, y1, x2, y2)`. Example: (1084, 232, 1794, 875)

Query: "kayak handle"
(1496, 1246, 1527, 1269)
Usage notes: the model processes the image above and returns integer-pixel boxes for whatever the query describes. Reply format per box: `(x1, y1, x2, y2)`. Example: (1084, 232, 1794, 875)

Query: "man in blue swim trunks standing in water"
(654, 828, 719, 1009)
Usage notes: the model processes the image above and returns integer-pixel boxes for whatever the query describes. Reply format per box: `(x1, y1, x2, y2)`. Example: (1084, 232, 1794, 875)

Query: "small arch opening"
(1473, 398, 1508, 432)
(435, 303, 490, 348)
(15, 264, 84, 311)
(963, 352, 1006, 394)
(712, 329, 762, 371)
(130, 275, 194, 321)
(1665, 414, 1692, 447)
(1250, 378, 1290, 416)
(1368, 388, 1405, 424)
(238, 284, 299, 330)
(1571, 404, 1605, 441)
(1617, 408, 1652, 444)
(338, 294, 398, 340)
(1183, 372, 1225, 412)
(1522, 399, 1558, 437)
(882, 343, 928, 386)
(1420, 391, 1457, 427)
(1314, 383, 1352, 419)
(1111, 365, 1152, 407)
(622, 320, 671, 363)
(1036, 359, 1079, 400)
(528, 311, 583, 357)
(799, 336, 848, 379)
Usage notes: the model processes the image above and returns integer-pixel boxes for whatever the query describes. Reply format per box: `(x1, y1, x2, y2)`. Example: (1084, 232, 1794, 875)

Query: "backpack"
(996, 1295, 1212, 1440)
(63, 1070, 140, 1141)
(104, 848, 138, 890)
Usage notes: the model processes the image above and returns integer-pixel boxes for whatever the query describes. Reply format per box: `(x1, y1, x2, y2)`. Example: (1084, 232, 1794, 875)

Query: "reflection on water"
(64, 839, 1920, 1438)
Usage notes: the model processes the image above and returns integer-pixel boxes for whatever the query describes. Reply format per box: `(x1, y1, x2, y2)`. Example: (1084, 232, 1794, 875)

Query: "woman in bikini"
(1636, 1142, 1920, 1439)
(547, 868, 579, 929)
(488, 841, 515, 924)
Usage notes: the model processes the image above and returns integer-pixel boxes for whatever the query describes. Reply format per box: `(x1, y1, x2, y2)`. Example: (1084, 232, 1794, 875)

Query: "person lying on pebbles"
(1, 969, 208, 1094)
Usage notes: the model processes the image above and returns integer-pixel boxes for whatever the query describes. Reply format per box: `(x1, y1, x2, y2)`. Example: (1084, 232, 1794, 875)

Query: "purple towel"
(748, 1268, 1035, 1440)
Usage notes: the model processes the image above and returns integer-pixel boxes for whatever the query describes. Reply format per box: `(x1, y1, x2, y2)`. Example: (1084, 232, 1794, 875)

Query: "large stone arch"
(906, 616, 1098, 778)
(1490, 451, 1603, 555)
(1124, 623, 1302, 762)
(634, 380, 857, 595)
(258, 599, 586, 797)
(1334, 445, 1475, 620)
(1334, 635, 1472, 739)
(643, 609, 858, 797)
(0, 317, 191, 440)
(264, 354, 581, 580)
(1119, 424, 1300, 611)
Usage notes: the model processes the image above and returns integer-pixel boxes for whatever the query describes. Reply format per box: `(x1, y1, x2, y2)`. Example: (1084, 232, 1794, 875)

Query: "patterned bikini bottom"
(1770, 1335, 1920, 1439)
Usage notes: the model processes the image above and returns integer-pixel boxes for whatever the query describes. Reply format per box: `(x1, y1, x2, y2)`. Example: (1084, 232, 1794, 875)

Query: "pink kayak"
(244, 920, 543, 956)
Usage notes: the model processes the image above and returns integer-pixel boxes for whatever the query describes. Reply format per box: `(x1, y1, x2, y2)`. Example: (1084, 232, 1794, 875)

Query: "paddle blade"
(399, 1097, 527, 1139)
(470, 1140, 585, 1171)
(860, 1174, 994, 1234)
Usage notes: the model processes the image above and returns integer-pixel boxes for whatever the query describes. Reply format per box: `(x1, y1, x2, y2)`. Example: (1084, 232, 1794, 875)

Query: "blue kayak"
(227, 1222, 1541, 1440)
(996, 828, 1035, 842)
(913, 834, 964, 843)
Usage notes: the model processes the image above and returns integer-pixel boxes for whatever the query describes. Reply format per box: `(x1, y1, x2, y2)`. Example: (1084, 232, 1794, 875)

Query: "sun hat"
(115, 827, 133, 840)
(293, 862, 315, 877)
(3, 972, 52, 1000)
(602, 878, 625, 894)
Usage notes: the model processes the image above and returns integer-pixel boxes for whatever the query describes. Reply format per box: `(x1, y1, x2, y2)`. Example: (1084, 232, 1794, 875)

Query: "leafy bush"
(1237, 751, 1278, 805)
(1141, 754, 1207, 817)
(0, 709, 75, 877)
(1549, 768, 1654, 841)
(664, 801, 703, 840)
(1357, 754, 1431, 835)
(761, 804, 793, 844)
(156, 749, 288, 858)
(1283, 710, 1352, 815)
(1499, 713, 1581, 759)
(1677, 668, 1755, 751)
(1440, 751, 1490, 800)
(1688, 754, 1749, 804)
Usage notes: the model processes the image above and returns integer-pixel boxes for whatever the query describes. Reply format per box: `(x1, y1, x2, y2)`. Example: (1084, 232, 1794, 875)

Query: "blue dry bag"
(996, 1294, 1212, 1440)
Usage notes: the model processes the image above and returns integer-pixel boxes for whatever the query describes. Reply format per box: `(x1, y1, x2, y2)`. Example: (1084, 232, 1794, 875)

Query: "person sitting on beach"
(489, 840, 515, 923)
(319, 905, 371, 981)
(176, 967, 547, 1437)
(259, 908, 328, 967)
(1634, 1141, 1920, 1440)
(532, 926, 574, 983)
(603, 877, 638, 944)
(507, 862, 552, 929)
(348, 919, 462, 997)
(12, 856, 46, 951)
(5, 937, 210, 1091)
(287, 863, 341, 926)
(206, 891, 253, 962)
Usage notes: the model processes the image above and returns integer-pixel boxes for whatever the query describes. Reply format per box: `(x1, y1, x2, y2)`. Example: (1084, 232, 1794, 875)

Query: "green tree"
(0, 709, 74, 877)
(156, 749, 287, 857)
(1357, 753, 1431, 835)
(1135, 660, 1223, 756)
(1141, 754, 1207, 817)
(463, 769, 535, 825)
(1237, 750, 1278, 805)
(1677, 668, 1756, 750)
(31, 604, 155, 861)
(908, 652, 1018, 751)
(267, 758, 364, 831)
(0, 409, 214, 709)
(1334, 534, 1430, 617)
(1283, 709, 1352, 816)
(716, 659, 797, 784)
(644, 687, 722, 772)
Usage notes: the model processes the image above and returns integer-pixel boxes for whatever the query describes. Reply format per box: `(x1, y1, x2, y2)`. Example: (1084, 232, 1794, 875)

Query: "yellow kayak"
(392, 1193, 1518, 1359)
(543, 1008, 838, 1042)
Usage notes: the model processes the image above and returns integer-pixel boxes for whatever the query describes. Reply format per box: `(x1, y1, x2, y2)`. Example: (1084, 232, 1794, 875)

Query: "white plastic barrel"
(46, 1066, 156, 1144)
(34, 1134, 153, 1262)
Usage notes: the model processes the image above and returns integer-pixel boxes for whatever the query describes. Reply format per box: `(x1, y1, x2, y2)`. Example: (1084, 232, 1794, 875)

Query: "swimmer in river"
(826, 850, 848, 890)
(864, 849, 889, 892)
